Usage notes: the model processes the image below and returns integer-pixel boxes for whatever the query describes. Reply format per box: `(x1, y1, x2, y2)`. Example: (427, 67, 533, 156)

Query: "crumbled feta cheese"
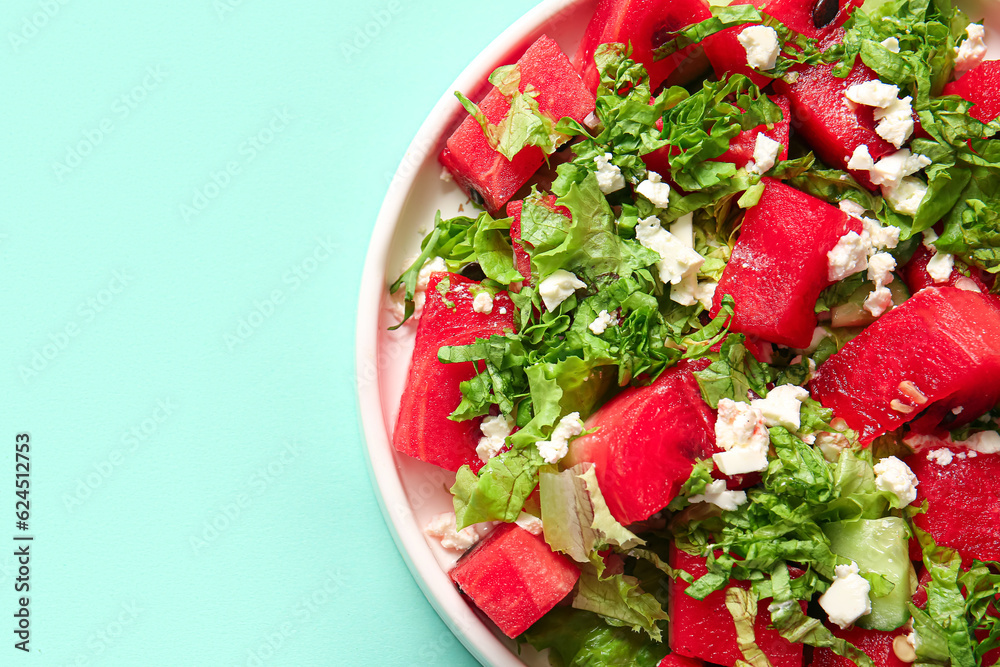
(670, 212, 695, 247)
(589, 310, 615, 335)
(539, 269, 587, 311)
(425, 511, 484, 551)
(828, 231, 869, 282)
(752, 384, 810, 431)
(713, 399, 770, 475)
(688, 479, 748, 511)
(738, 25, 780, 71)
(514, 512, 544, 535)
(922, 228, 939, 247)
(869, 150, 931, 191)
(846, 80, 900, 108)
(867, 252, 897, 287)
(636, 215, 705, 285)
(839, 199, 868, 219)
(883, 176, 928, 216)
(954, 277, 981, 292)
(472, 291, 494, 314)
(820, 562, 873, 629)
(816, 432, 851, 462)
(874, 96, 914, 148)
(864, 286, 893, 317)
(847, 144, 875, 171)
(880, 37, 901, 53)
(874, 456, 919, 505)
(863, 216, 900, 251)
(926, 251, 954, 284)
(477, 414, 513, 462)
(749, 134, 783, 175)
(536, 412, 585, 464)
(636, 171, 672, 208)
(498, 306, 507, 314)
(594, 152, 625, 194)
(927, 448, 954, 466)
(962, 431, 1000, 455)
(410, 256, 448, 315)
(440, 167, 454, 183)
(672, 276, 717, 309)
(954, 24, 988, 75)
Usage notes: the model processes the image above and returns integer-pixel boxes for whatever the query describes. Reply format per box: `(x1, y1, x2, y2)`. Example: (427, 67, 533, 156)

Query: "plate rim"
(355, 1, 588, 665)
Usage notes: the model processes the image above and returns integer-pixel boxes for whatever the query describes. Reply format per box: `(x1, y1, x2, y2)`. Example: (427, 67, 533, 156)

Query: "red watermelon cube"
(450, 522, 580, 638)
(441, 35, 595, 214)
(563, 360, 717, 526)
(573, 0, 713, 93)
(393, 273, 516, 472)
(906, 448, 1000, 563)
(702, 0, 863, 88)
(710, 178, 862, 349)
(810, 287, 1000, 444)
(943, 60, 1000, 124)
(901, 244, 992, 295)
(810, 625, 911, 667)
(659, 654, 704, 667)
(670, 548, 805, 667)
(773, 60, 897, 190)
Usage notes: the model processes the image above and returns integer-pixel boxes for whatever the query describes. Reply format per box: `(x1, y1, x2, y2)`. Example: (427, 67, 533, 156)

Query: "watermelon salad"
(386, 0, 1000, 665)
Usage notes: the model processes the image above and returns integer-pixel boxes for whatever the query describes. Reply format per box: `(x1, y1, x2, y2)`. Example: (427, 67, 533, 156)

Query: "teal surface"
(2, 0, 536, 664)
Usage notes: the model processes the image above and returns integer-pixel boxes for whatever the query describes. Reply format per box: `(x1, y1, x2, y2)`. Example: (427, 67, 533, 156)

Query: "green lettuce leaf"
(451, 448, 541, 529)
(572, 565, 669, 641)
(521, 607, 669, 667)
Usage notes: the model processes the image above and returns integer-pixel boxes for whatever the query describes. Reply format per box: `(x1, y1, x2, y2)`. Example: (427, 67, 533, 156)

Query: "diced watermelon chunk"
(901, 245, 993, 294)
(943, 60, 1000, 124)
(506, 195, 572, 286)
(564, 361, 717, 525)
(441, 35, 595, 214)
(643, 95, 790, 174)
(773, 60, 897, 190)
(393, 273, 516, 471)
(450, 522, 580, 638)
(809, 287, 1000, 444)
(702, 0, 863, 88)
(573, 0, 713, 93)
(669, 548, 805, 667)
(906, 448, 1000, 562)
(659, 654, 704, 667)
(710, 178, 862, 348)
(810, 625, 910, 667)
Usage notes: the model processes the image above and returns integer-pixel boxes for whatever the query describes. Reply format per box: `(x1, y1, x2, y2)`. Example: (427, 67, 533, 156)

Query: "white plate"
(355, 3, 999, 665)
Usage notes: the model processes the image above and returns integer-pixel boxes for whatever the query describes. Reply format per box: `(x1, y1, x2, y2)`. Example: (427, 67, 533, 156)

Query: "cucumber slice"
(823, 517, 915, 630)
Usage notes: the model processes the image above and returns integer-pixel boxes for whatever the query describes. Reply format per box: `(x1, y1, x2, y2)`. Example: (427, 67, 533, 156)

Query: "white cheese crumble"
(874, 456, 919, 505)
(636, 215, 705, 286)
(927, 448, 954, 466)
(848, 144, 875, 171)
(713, 399, 771, 476)
(672, 276, 718, 309)
(864, 286, 894, 317)
(472, 291, 494, 314)
(880, 37, 901, 53)
(865, 252, 897, 316)
(820, 562, 873, 629)
(594, 152, 625, 194)
(738, 25, 780, 71)
(954, 24, 988, 75)
(870, 149, 932, 191)
(751, 384, 810, 431)
(863, 215, 900, 251)
(926, 251, 954, 284)
(874, 96, 915, 149)
(636, 170, 672, 208)
(477, 414, 513, 462)
(589, 310, 615, 335)
(846, 80, 900, 108)
(405, 255, 448, 317)
(536, 412, 585, 464)
(839, 199, 868, 219)
(688, 479, 748, 511)
(514, 512, 544, 536)
(962, 431, 1000, 455)
(440, 167, 454, 183)
(884, 176, 928, 216)
(424, 511, 486, 552)
(538, 269, 587, 311)
(749, 134, 783, 175)
(828, 231, 870, 282)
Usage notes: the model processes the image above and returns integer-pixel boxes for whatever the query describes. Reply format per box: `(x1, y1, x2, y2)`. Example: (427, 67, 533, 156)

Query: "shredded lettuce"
(522, 608, 669, 667)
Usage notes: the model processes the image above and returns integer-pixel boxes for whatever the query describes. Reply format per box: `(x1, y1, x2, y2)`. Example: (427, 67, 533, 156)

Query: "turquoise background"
(2, 0, 536, 664)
